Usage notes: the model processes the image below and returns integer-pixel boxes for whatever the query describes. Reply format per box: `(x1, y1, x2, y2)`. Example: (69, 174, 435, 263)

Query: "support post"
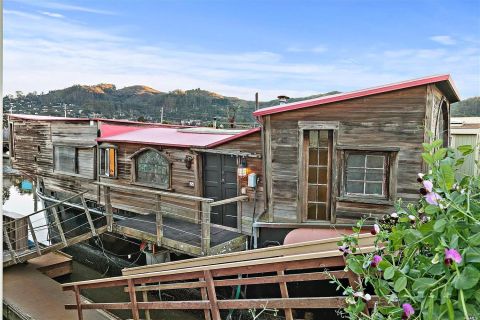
(103, 186, 113, 232)
(141, 283, 151, 320)
(3, 226, 17, 263)
(201, 202, 211, 256)
(155, 195, 163, 246)
(80, 195, 97, 236)
(33, 179, 38, 212)
(27, 217, 42, 256)
(73, 285, 84, 320)
(127, 279, 140, 320)
(204, 270, 221, 320)
(51, 206, 68, 246)
(277, 270, 293, 320)
(199, 277, 212, 320)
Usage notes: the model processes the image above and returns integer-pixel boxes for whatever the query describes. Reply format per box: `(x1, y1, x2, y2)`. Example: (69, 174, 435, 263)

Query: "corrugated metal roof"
(97, 125, 244, 148)
(253, 74, 460, 117)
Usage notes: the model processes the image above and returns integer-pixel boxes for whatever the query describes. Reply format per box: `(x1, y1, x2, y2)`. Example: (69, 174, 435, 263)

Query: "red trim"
(253, 74, 460, 117)
(206, 127, 261, 148)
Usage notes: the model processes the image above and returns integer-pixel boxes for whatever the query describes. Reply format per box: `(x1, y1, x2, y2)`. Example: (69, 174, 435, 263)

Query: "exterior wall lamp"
(237, 157, 248, 178)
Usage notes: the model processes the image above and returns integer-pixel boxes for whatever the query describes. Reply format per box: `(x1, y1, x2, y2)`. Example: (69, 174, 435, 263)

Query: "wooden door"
(203, 154, 238, 228)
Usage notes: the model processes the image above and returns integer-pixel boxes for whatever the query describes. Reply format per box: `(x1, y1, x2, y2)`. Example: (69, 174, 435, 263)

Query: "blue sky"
(4, 0, 480, 100)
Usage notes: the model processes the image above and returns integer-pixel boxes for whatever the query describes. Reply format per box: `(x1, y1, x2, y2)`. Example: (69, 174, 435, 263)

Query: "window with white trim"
(100, 147, 117, 178)
(345, 153, 386, 197)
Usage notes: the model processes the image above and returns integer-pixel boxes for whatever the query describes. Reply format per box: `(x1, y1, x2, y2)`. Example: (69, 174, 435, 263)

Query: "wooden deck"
(115, 214, 247, 256)
(4, 252, 116, 320)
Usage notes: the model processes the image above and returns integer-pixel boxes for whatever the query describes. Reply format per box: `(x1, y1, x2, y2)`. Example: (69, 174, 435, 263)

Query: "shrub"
(332, 140, 480, 320)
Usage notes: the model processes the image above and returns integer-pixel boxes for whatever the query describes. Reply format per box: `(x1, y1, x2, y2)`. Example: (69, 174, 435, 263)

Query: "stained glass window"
(135, 150, 170, 188)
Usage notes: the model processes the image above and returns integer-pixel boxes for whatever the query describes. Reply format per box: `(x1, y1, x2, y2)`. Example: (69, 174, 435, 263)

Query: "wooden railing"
(96, 182, 248, 256)
(62, 234, 377, 320)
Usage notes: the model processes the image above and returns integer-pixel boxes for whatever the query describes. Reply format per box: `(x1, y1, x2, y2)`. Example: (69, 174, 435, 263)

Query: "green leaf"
(465, 247, 480, 263)
(453, 265, 480, 290)
(394, 276, 407, 292)
(412, 278, 436, 294)
(433, 148, 447, 161)
(383, 267, 395, 280)
(468, 233, 480, 246)
(439, 162, 455, 190)
(403, 229, 423, 244)
(347, 258, 363, 274)
(422, 153, 434, 165)
(446, 298, 455, 320)
(425, 205, 440, 215)
(433, 218, 447, 232)
(458, 144, 474, 156)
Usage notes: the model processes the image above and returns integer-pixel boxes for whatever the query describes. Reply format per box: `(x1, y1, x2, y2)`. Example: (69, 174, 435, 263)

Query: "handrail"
(210, 195, 248, 207)
(2, 190, 88, 223)
(94, 181, 214, 203)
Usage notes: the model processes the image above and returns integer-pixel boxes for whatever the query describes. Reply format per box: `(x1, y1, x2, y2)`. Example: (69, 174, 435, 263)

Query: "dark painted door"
(203, 153, 238, 228)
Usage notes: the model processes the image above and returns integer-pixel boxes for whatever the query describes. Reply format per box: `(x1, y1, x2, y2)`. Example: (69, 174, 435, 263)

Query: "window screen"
(54, 146, 76, 173)
(345, 153, 386, 196)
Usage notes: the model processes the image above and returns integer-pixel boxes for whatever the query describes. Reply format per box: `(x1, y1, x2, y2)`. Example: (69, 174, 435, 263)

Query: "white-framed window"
(100, 146, 117, 178)
(345, 153, 386, 197)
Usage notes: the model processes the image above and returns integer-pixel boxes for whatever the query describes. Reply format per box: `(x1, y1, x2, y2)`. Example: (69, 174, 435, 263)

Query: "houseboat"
(7, 74, 460, 266)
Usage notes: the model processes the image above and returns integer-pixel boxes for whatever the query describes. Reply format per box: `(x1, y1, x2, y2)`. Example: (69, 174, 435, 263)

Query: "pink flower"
(422, 180, 433, 192)
(444, 248, 462, 266)
(425, 192, 442, 205)
(338, 244, 351, 256)
(402, 303, 414, 319)
(370, 255, 382, 268)
(371, 224, 380, 235)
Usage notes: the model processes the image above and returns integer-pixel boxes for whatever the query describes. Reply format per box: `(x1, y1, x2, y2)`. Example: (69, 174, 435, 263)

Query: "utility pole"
(64, 104, 67, 118)
(160, 107, 164, 124)
(254, 92, 259, 127)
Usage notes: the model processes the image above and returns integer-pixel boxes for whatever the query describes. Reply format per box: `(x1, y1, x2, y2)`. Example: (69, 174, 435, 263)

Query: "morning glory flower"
(402, 303, 414, 319)
(444, 248, 462, 266)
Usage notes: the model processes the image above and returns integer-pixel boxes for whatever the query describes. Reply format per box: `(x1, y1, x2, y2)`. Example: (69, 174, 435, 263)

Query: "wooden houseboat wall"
(254, 78, 459, 232)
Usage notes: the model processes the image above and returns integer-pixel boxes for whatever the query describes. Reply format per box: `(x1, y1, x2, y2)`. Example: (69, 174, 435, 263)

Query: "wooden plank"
(73, 286, 84, 320)
(51, 206, 68, 246)
(128, 281, 206, 292)
(204, 270, 221, 320)
(199, 278, 212, 320)
(217, 297, 348, 309)
(123, 234, 375, 276)
(277, 270, 293, 320)
(155, 195, 163, 246)
(66, 301, 210, 310)
(80, 195, 97, 236)
(210, 195, 248, 207)
(141, 283, 151, 320)
(127, 278, 140, 320)
(201, 202, 211, 256)
(103, 186, 113, 232)
(27, 217, 42, 256)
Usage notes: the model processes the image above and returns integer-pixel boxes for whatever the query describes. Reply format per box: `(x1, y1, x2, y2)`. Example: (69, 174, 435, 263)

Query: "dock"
(3, 251, 116, 320)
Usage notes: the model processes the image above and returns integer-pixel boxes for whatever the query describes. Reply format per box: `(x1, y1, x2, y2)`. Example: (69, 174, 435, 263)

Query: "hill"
(451, 97, 480, 117)
(3, 84, 338, 126)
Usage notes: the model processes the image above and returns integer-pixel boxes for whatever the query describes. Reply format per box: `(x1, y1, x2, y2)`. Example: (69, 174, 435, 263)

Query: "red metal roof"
(253, 74, 460, 117)
(99, 124, 144, 138)
(97, 126, 241, 148)
(206, 127, 261, 148)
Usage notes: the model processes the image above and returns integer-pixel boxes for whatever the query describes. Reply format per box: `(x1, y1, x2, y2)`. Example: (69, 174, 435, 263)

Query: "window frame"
(297, 121, 339, 224)
(99, 144, 118, 179)
(130, 147, 172, 190)
(53, 144, 96, 178)
(53, 145, 78, 174)
(338, 146, 398, 205)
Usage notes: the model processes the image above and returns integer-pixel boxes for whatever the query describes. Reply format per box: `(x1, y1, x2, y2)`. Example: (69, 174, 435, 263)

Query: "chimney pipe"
(277, 95, 290, 105)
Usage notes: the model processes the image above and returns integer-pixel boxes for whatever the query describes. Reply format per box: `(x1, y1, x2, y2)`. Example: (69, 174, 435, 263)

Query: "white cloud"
(39, 11, 64, 18)
(430, 35, 456, 46)
(10, 0, 115, 15)
(4, 9, 479, 100)
(286, 45, 327, 54)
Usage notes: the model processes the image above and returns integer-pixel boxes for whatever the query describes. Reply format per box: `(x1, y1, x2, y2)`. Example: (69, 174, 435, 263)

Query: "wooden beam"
(66, 301, 210, 310)
(103, 186, 113, 232)
(277, 270, 293, 320)
(127, 279, 140, 320)
(204, 270, 221, 320)
(27, 217, 42, 256)
(3, 226, 17, 263)
(155, 195, 163, 246)
(141, 283, 151, 320)
(210, 195, 248, 207)
(201, 202, 211, 256)
(73, 286, 84, 320)
(51, 206, 68, 246)
(199, 278, 212, 320)
(80, 195, 97, 237)
(217, 297, 349, 309)
(127, 281, 206, 292)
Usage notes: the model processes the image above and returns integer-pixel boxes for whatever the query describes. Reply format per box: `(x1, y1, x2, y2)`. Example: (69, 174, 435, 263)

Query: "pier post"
(103, 186, 113, 232)
(201, 202, 211, 256)
(27, 217, 42, 256)
(155, 195, 163, 246)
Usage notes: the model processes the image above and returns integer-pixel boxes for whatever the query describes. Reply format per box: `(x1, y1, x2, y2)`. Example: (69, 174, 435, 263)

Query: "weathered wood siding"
(214, 131, 264, 235)
(9, 119, 98, 200)
(264, 86, 444, 224)
(98, 143, 199, 221)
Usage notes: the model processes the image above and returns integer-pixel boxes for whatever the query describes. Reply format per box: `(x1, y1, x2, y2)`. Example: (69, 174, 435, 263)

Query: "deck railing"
(96, 182, 248, 256)
(62, 234, 377, 320)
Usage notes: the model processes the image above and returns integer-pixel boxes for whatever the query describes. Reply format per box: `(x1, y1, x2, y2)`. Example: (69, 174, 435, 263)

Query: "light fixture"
(237, 157, 248, 177)
(184, 155, 193, 169)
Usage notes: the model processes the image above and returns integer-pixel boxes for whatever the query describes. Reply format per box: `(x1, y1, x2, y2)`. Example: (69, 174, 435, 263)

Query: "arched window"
(132, 148, 171, 189)
(435, 99, 449, 147)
